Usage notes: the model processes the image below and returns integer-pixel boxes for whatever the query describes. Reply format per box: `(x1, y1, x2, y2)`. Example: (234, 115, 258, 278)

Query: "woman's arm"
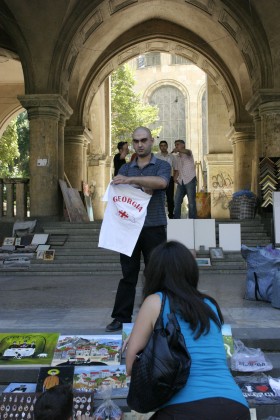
(126, 294, 161, 375)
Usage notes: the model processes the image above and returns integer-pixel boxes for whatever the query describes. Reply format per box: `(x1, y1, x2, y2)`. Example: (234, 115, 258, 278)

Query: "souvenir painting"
(36, 366, 75, 392)
(73, 365, 129, 398)
(122, 323, 134, 358)
(52, 335, 122, 366)
(0, 332, 59, 366)
(195, 258, 211, 266)
(3, 383, 37, 393)
(221, 324, 234, 358)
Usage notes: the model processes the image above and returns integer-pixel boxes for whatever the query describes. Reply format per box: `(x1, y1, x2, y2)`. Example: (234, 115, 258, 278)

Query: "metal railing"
(0, 178, 30, 219)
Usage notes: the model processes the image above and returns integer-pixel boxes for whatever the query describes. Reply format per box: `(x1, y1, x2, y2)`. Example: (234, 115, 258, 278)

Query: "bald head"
(132, 126, 152, 139)
(132, 127, 154, 158)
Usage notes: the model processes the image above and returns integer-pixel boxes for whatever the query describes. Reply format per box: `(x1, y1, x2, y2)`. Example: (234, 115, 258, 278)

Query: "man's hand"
(111, 175, 131, 185)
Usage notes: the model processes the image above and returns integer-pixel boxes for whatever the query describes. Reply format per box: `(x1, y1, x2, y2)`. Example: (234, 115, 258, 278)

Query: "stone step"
(0, 217, 272, 276)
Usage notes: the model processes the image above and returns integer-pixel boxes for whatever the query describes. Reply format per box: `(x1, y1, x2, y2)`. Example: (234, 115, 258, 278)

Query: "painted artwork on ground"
(0, 333, 59, 366)
(52, 335, 122, 366)
(36, 366, 75, 392)
(73, 365, 129, 398)
(195, 258, 211, 266)
(3, 383, 37, 393)
(121, 323, 134, 358)
(222, 324, 234, 358)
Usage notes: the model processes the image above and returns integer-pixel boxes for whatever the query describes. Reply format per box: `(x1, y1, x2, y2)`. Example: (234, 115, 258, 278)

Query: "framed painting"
(209, 247, 224, 259)
(195, 258, 211, 267)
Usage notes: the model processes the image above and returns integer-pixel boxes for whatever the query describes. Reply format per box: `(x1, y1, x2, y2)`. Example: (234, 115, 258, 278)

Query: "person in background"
(155, 140, 176, 219)
(105, 126, 171, 332)
(126, 241, 250, 420)
(34, 384, 73, 420)
(113, 141, 129, 176)
(173, 139, 197, 219)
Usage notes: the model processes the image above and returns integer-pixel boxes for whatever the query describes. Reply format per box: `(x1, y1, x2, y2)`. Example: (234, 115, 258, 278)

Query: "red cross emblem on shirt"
(119, 210, 129, 219)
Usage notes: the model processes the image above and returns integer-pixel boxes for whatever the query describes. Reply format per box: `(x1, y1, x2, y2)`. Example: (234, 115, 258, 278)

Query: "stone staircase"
(0, 217, 273, 276)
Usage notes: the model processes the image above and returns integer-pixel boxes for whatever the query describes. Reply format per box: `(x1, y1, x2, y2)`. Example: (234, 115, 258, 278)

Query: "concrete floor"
(0, 271, 279, 334)
(0, 271, 280, 420)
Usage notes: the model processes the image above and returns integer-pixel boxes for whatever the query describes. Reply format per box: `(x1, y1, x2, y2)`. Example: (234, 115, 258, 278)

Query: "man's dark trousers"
(111, 225, 166, 322)
(166, 176, 174, 218)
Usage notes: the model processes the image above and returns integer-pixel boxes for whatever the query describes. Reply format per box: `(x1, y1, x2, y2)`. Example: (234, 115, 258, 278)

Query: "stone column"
(227, 123, 255, 192)
(15, 179, 29, 219)
(4, 180, 14, 218)
(64, 126, 86, 190)
(18, 94, 72, 218)
(205, 153, 233, 219)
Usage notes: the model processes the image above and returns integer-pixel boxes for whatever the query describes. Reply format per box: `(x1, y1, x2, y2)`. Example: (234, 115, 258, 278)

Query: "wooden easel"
(59, 174, 90, 223)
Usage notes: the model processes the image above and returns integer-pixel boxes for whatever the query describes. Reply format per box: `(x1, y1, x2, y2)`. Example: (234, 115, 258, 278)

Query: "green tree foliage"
(0, 111, 29, 178)
(0, 119, 20, 177)
(15, 111, 30, 177)
(111, 64, 161, 153)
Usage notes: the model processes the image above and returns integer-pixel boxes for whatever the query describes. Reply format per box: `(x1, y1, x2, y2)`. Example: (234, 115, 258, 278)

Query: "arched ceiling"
(0, 0, 274, 128)
(50, 0, 272, 126)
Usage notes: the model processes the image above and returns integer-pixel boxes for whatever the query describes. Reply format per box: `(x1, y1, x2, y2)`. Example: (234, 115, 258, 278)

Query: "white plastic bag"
(92, 385, 123, 420)
(231, 339, 273, 372)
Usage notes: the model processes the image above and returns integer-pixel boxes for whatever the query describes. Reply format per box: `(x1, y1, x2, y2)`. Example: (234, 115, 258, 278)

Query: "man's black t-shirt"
(114, 153, 126, 176)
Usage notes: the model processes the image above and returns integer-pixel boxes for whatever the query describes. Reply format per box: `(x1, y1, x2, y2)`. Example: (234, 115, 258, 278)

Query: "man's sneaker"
(105, 319, 123, 332)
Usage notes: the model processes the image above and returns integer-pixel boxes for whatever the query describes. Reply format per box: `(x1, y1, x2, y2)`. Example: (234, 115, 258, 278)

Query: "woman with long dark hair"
(126, 241, 250, 419)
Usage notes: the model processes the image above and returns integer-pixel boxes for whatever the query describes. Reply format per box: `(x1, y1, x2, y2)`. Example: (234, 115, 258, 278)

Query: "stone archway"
(0, 0, 278, 218)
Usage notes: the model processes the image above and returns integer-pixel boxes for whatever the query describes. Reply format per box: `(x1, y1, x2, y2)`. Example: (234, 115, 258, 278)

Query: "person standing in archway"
(106, 127, 171, 332)
(155, 140, 176, 219)
(113, 141, 129, 176)
(173, 139, 197, 219)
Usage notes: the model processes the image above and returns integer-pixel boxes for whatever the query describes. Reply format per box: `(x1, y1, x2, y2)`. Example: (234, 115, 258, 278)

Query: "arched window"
(149, 85, 186, 150)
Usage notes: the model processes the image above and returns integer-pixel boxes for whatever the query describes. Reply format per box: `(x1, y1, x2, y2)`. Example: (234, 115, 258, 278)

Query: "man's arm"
(181, 148, 192, 156)
(173, 169, 179, 183)
(111, 174, 167, 189)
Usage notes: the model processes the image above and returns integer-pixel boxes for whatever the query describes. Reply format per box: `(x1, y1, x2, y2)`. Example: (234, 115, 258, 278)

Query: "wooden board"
(167, 219, 195, 249)
(59, 180, 90, 223)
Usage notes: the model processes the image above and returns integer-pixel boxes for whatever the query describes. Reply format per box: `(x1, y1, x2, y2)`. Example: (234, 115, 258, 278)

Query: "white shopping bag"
(98, 184, 152, 256)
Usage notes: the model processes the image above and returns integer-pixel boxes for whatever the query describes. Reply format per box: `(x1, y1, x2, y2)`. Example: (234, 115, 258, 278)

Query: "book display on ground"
(0, 333, 59, 366)
(73, 365, 129, 398)
(52, 334, 122, 366)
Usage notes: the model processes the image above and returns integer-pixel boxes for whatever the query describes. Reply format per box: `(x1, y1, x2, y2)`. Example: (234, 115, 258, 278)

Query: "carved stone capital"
(246, 89, 280, 114)
(18, 94, 73, 120)
(88, 152, 109, 166)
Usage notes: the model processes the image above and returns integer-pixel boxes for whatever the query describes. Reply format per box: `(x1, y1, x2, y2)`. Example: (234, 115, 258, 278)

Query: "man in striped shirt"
(105, 127, 171, 332)
(173, 139, 197, 219)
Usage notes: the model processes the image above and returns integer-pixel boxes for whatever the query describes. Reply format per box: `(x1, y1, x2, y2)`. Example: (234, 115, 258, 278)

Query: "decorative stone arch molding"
(45, 0, 272, 125)
(79, 36, 243, 129)
(0, 105, 24, 138)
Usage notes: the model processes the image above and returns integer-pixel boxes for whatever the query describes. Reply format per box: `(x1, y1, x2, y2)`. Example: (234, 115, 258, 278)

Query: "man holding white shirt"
(105, 127, 171, 332)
